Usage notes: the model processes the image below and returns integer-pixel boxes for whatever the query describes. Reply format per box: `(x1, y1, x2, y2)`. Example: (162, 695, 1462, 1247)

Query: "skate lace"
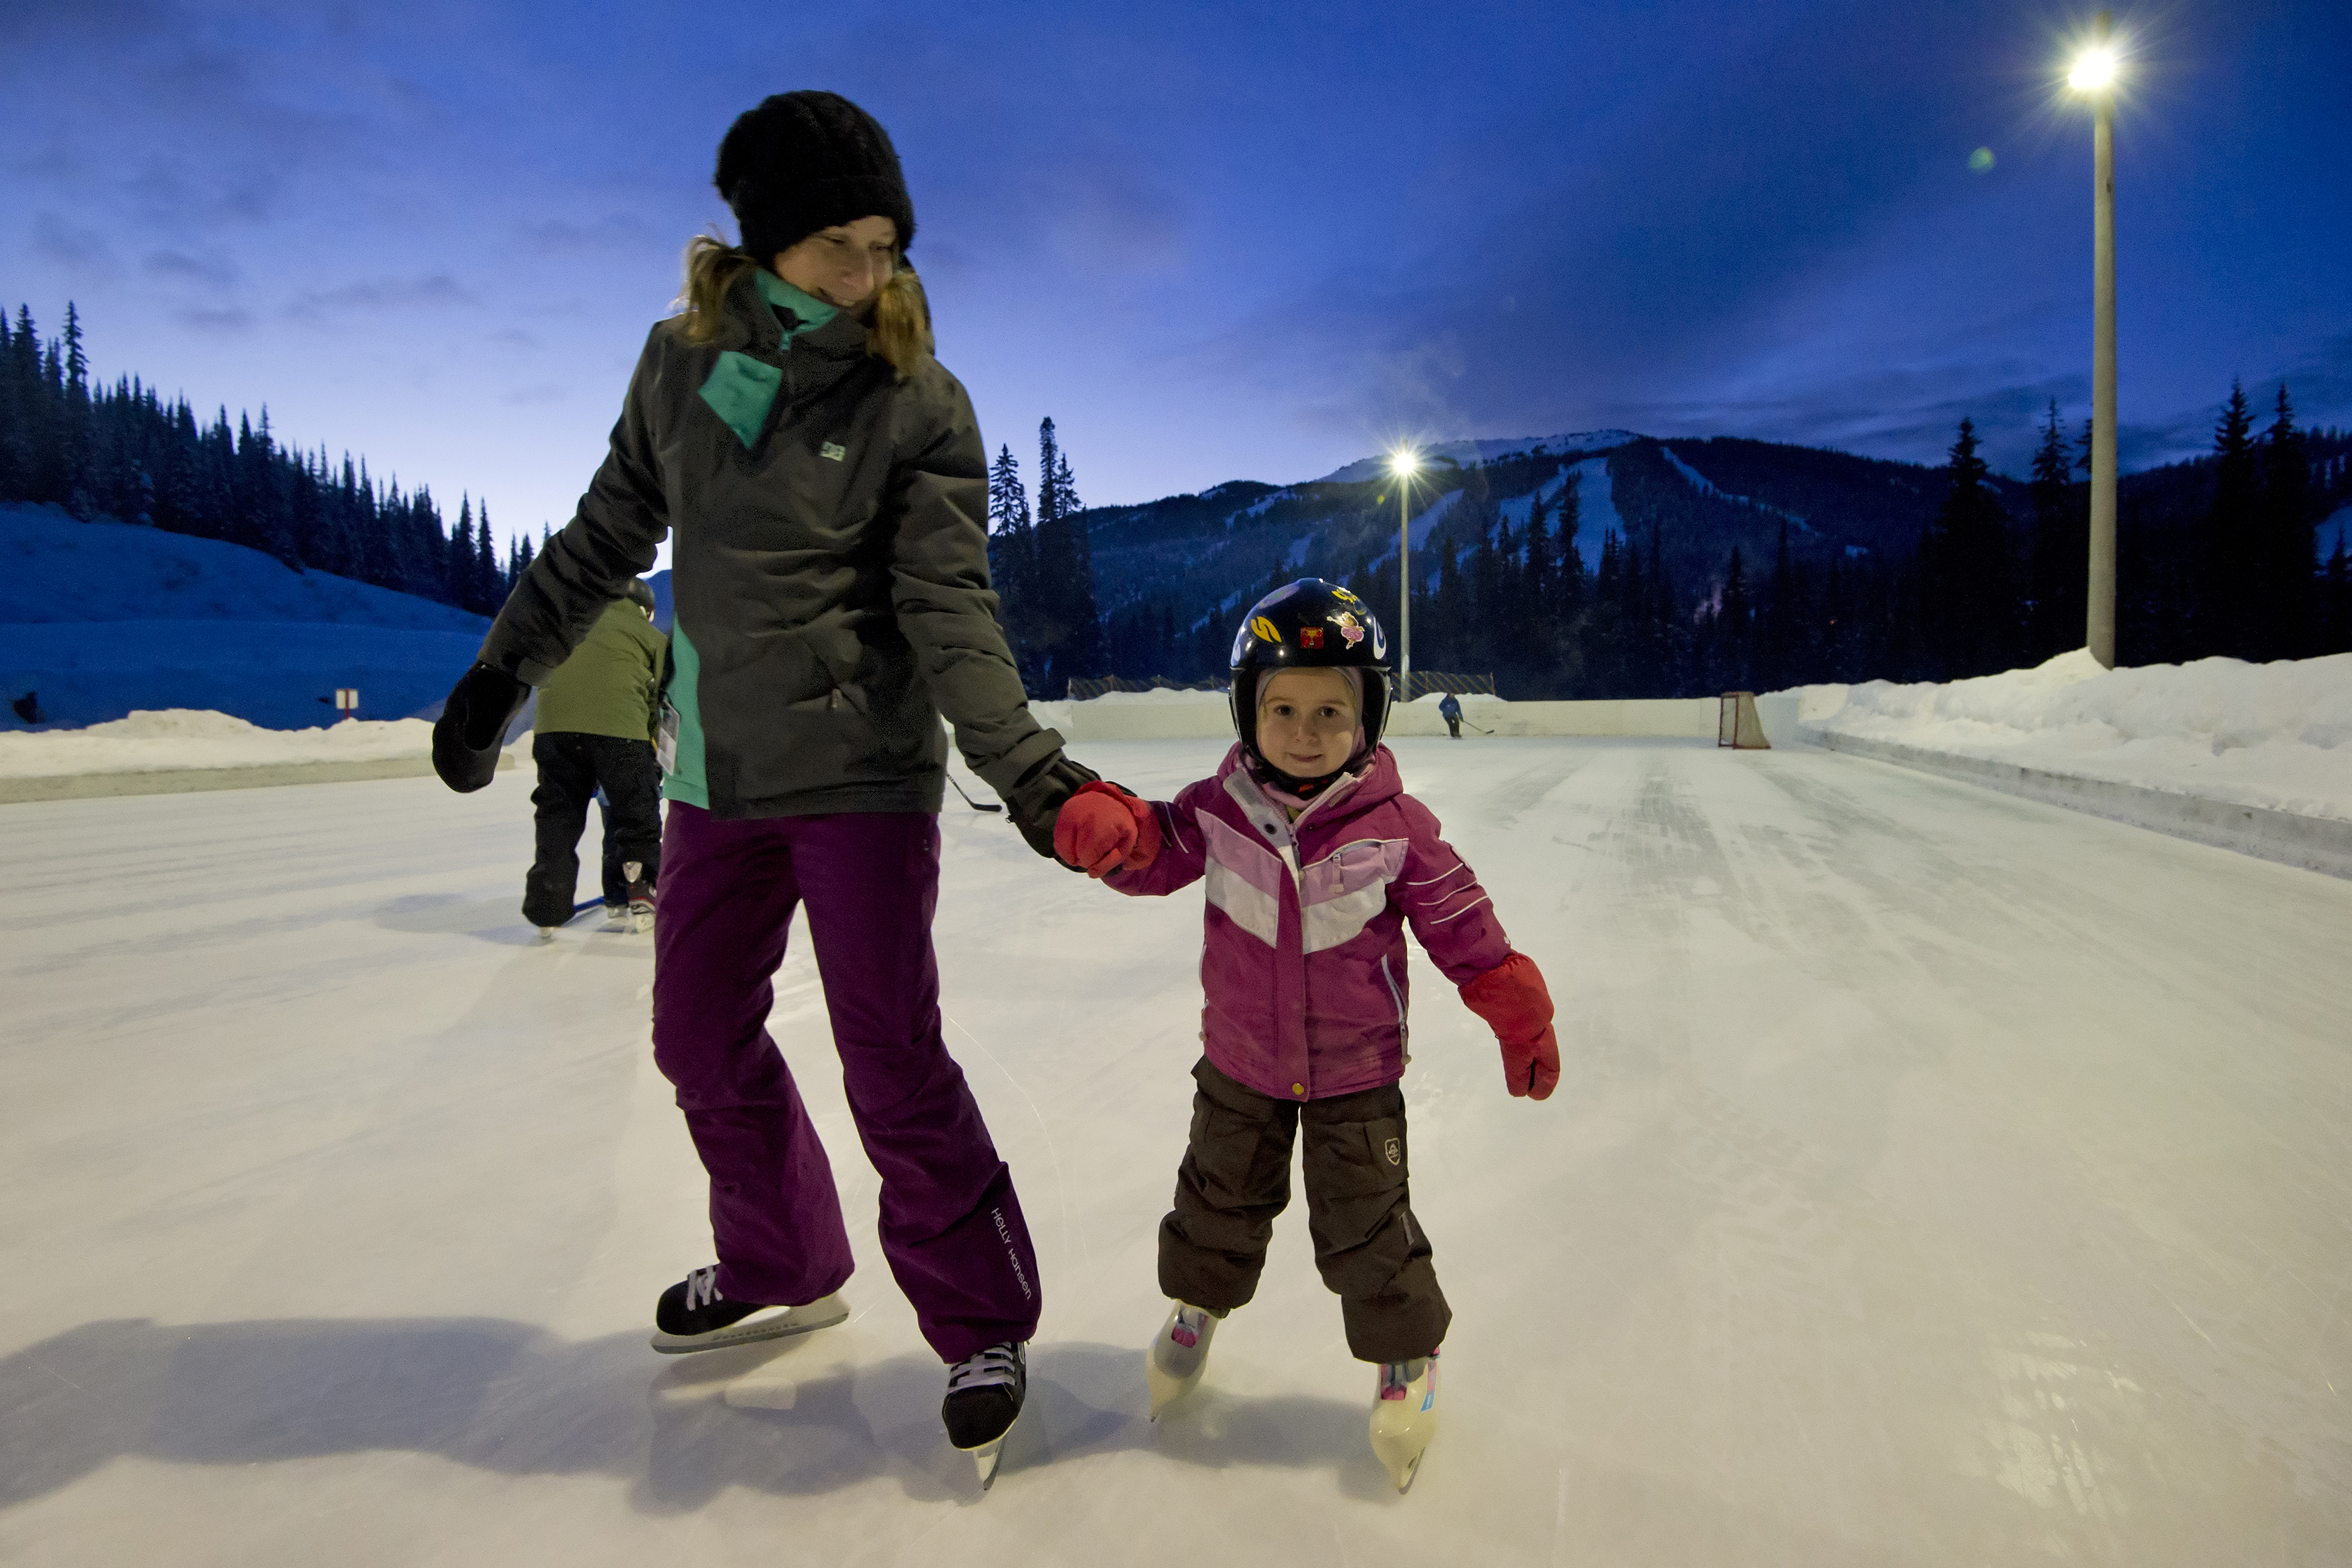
(1378, 1353, 1434, 1400)
(946, 1342, 1023, 1394)
(1171, 1305, 1210, 1348)
(684, 1267, 721, 1311)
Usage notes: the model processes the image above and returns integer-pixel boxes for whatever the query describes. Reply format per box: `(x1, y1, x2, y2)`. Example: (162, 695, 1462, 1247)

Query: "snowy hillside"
(1785, 648, 2352, 822)
(1, 504, 489, 730)
(1, 506, 490, 629)
(1312, 429, 1639, 484)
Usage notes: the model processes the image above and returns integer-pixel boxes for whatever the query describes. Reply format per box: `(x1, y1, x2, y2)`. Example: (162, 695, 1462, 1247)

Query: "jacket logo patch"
(1383, 1136, 1401, 1166)
(820, 441, 847, 462)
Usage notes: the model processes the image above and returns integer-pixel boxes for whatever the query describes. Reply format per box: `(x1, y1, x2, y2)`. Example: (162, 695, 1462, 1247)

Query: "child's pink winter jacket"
(1105, 743, 1512, 1101)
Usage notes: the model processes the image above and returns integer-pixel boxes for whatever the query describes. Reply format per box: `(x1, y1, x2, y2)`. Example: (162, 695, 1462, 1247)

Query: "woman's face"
(1257, 667, 1359, 778)
(774, 216, 898, 313)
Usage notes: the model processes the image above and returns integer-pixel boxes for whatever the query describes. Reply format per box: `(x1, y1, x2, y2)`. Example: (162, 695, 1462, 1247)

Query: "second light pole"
(1390, 449, 1420, 698)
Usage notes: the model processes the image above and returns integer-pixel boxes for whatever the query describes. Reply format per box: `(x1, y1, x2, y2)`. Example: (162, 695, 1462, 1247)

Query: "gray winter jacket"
(477, 268, 1063, 818)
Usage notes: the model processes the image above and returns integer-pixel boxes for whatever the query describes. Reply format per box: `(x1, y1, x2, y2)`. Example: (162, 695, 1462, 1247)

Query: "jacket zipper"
(1380, 955, 1411, 1064)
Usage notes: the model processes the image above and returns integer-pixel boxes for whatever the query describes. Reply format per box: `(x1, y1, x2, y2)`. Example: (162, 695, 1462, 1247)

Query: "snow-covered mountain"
(1313, 430, 1641, 484)
(1075, 433, 2019, 638)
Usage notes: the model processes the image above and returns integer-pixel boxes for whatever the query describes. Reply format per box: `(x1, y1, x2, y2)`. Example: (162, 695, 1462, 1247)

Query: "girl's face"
(1257, 667, 1359, 778)
(774, 215, 899, 313)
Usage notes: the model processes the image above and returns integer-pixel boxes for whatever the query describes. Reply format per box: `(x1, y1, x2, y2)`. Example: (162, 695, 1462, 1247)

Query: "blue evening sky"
(4, 0, 2346, 556)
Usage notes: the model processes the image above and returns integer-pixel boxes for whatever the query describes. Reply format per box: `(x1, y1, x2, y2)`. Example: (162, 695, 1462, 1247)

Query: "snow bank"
(0, 708, 475, 779)
(1786, 650, 2352, 823)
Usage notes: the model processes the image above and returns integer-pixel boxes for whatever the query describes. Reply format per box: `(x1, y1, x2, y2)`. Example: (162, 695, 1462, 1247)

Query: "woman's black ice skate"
(942, 1341, 1027, 1489)
(649, 1266, 848, 1353)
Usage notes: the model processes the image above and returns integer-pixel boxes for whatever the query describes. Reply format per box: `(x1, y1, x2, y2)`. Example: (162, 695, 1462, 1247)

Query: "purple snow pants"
(651, 803, 1041, 1363)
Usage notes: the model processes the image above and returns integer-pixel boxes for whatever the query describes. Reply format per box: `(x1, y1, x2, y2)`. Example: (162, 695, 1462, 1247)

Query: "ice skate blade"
(1389, 1452, 1424, 1493)
(648, 1293, 849, 1355)
(970, 1440, 1005, 1489)
(1147, 1361, 1205, 1420)
(536, 927, 557, 944)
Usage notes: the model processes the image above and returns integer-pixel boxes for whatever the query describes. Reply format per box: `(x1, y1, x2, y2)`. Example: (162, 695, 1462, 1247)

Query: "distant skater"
(521, 577, 667, 937)
(1051, 579, 1562, 1492)
(429, 90, 1106, 1486)
(1438, 689, 1462, 739)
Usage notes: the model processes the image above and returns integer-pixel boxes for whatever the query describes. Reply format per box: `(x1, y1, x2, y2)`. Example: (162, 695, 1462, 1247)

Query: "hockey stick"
(948, 775, 1004, 814)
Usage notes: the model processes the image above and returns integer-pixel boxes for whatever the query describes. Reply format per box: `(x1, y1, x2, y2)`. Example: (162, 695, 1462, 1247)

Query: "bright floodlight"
(2068, 46, 2117, 92)
(1390, 450, 1419, 476)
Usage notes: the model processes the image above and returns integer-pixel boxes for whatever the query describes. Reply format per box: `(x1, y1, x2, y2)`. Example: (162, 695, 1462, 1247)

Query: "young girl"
(1053, 579, 1561, 1491)
(433, 90, 1104, 1487)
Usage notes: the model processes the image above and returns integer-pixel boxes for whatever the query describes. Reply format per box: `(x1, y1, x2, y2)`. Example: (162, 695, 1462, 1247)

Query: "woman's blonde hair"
(672, 233, 934, 379)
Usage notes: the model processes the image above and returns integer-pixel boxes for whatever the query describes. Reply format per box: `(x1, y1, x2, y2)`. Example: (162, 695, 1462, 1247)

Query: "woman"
(432, 90, 1111, 1485)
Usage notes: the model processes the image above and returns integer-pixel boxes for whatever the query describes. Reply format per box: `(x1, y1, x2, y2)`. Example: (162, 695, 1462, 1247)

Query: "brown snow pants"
(1158, 1056, 1450, 1363)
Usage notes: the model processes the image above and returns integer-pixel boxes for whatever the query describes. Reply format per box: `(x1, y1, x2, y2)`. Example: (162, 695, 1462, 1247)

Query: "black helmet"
(623, 577, 656, 613)
(1228, 578, 1391, 781)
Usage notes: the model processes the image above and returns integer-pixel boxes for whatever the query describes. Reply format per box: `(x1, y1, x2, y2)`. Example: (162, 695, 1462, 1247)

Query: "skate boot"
(942, 1340, 1027, 1489)
(624, 861, 656, 934)
(649, 1266, 848, 1353)
(1368, 1352, 1439, 1492)
(1146, 1301, 1218, 1419)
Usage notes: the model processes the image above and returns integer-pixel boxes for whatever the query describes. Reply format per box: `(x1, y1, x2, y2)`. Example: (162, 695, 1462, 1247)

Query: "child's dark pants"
(1158, 1056, 1450, 1362)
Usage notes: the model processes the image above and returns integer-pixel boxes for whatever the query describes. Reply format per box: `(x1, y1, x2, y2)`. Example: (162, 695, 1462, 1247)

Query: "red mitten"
(1050, 780, 1162, 878)
(1459, 951, 1560, 1100)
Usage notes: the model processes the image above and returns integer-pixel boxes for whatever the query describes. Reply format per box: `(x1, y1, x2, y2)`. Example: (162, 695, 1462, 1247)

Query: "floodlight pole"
(1398, 476, 1413, 700)
(2087, 9, 2118, 668)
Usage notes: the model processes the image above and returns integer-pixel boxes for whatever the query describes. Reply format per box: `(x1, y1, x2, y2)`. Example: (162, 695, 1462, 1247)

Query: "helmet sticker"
(1332, 612, 1364, 647)
(1250, 616, 1282, 644)
(1259, 583, 1304, 609)
(1299, 626, 1325, 649)
(1332, 587, 1360, 604)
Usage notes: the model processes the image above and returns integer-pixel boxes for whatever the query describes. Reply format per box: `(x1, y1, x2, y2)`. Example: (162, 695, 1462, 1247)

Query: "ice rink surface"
(5, 735, 2350, 1566)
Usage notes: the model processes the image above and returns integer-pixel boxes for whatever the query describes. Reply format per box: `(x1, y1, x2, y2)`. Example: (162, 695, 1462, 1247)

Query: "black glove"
(431, 662, 529, 793)
(1002, 751, 1101, 863)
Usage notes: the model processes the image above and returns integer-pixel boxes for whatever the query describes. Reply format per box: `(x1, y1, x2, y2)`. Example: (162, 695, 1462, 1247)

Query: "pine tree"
(1923, 417, 2016, 678)
(2201, 380, 2259, 657)
(476, 500, 505, 610)
(2026, 400, 2085, 660)
(2253, 385, 2312, 660)
(985, 442, 1044, 691)
(1029, 418, 1105, 688)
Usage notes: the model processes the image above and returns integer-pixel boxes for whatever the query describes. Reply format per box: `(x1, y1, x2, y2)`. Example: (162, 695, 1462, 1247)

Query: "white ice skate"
(601, 903, 629, 932)
(648, 1267, 850, 1353)
(536, 926, 559, 944)
(1146, 1301, 1218, 1419)
(1369, 1352, 1438, 1492)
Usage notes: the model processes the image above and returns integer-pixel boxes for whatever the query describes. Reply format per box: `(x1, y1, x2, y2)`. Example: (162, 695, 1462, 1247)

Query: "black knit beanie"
(715, 91, 916, 263)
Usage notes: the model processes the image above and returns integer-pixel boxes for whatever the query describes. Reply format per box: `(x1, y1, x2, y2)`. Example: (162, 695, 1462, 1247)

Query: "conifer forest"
(0, 304, 527, 618)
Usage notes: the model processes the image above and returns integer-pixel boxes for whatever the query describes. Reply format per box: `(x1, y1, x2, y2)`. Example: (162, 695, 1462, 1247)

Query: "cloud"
(31, 211, 116, 273)
(181, 306, 254, 334)
(520, 215, 663, 256)
(288, 274, 475, 323)
(143, 248, 242, 287)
